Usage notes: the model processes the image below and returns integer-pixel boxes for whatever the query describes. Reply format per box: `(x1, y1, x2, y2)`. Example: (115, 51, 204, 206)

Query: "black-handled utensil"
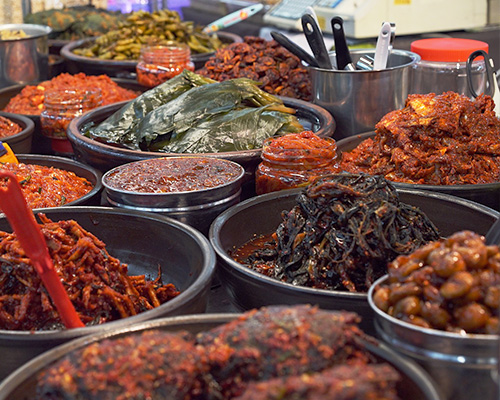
(270, 31, 320, 68)
(331, 16, 355, 71)
(301, 14, 333, 70)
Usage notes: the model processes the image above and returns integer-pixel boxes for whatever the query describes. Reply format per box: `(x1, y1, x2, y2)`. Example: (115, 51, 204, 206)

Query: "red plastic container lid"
(411, 38, 489, 62)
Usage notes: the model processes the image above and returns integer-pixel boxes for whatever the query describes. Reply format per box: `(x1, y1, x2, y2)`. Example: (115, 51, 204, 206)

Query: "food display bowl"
(0, 206, 216, 381)
(60, 31, 243, 77)
(67, 97, 335, 181)
(0, 312, 441, 400)
(0, 111, 35, 153)
(102, 157, 246, 235)
(16, 154, 103, 207)
(208, 187, 500, 334)
(337, 131, 500, 211)
(0, 79, 146, 155)
(368, 275, 498, 400)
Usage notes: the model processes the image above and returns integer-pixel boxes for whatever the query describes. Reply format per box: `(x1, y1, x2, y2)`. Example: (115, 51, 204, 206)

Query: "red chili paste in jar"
(0, 162, 93, 208)
(0, 115, 22, 138)
(103, 157, 244, 193)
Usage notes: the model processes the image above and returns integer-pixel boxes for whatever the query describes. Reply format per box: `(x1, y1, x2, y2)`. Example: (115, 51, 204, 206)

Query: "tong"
(0, 171, 84, 329)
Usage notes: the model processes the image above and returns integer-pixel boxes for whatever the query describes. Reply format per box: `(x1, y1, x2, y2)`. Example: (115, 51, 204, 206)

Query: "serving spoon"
(0, 171, 84, 328)
(484, 216, 500, 245)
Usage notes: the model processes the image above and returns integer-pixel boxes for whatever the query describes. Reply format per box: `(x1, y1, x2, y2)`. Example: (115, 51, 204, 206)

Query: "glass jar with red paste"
(255, 131, 340, 195)
(41, 88, 102, 154)
(136, 42, 195, 88)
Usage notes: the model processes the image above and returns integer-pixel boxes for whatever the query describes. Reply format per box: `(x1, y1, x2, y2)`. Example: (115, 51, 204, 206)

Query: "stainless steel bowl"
(60, 31, 243, 77)
(102, 157, 246, 235)
(209, 187, 500, 334)
(0, 312, 441, 400)
(66, 97, 336, 180)
(15, 154, 103, 207)
(368, 275, 498, 400)
(0, 24, 52, 89)
(0, 206, 216, 381)
(0, 111, 34, 153)
(337, 131, 500, 211)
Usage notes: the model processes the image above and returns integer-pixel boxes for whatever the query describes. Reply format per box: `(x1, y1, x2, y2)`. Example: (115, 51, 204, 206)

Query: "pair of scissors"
(466, 50, 500, 116)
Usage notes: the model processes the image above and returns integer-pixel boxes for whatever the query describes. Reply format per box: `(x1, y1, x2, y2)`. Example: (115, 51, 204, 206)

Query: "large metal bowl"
(208, 187, 500, 334)
(0, 79, 145, 155)
(0, 312, 441, 399)
(66, 97, 335, 180)
(368, 275, 498, 400)
(60, 31, 243, 77)
(337, 131, 500, 211)
(0, 111, 34, 153)
(0, 206, 216, 381)
(15, 154, 102, 207)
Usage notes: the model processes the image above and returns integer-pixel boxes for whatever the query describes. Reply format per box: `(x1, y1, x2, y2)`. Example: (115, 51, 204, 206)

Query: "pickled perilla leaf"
(86, 70, 303, 153)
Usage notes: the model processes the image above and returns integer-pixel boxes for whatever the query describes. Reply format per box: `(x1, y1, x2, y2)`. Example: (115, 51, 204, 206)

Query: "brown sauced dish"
(197, 36, 313, 101)
(103, 157, 243, 193)
(233, 173, 440, 293)
(340, 92, 500, 185)
(372, 230, 500, 335)
(35, 305, 402, 399)
(0, 162, 93, 208)
(0, 213, 180, 331)
(0, 115, 22, 138)
(3, 73, 139, 115)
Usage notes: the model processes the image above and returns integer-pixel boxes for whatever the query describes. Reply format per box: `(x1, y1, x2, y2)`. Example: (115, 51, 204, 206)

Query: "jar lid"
(410, 38, 489, 62)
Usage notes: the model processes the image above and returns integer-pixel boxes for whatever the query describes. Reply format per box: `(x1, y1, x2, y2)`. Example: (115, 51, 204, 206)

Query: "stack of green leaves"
(85, 70, 304, 154)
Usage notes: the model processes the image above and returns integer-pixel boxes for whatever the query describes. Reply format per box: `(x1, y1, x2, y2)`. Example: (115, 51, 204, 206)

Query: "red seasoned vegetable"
(0, 115, 22, 138)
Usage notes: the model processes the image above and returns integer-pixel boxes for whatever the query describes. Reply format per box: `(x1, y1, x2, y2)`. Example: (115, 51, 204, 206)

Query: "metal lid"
(411, 38, 489, 62)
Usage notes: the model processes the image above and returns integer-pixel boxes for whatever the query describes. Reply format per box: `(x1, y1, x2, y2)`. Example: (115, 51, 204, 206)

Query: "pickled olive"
(439, 271, 474, 299)
(454, 303, 490, 332)
(372, 286, 390, 312)
(388, 282, 422, 304)
(373, 231, 499, 334)
(421, 302, 451, 330)
(393, 296, 422, 317)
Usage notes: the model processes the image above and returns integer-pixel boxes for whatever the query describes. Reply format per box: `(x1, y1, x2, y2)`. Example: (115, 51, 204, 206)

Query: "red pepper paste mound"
(0, 115, 22, 138)
(341, 92, 500, 185)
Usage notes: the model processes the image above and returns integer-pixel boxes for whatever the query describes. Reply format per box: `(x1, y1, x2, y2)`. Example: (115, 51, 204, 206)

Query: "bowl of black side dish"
(209, 187, 500, 334)
(66, 97, 335, 177)
(16, 154, 103, 207)
(60, 31, 243, 77)
(0, 206, 216, 381)
(0, 111, 35, 153)
(0, 310, 441, 400)
(0, 79, 145, 155)
(337, 131, 500, 211)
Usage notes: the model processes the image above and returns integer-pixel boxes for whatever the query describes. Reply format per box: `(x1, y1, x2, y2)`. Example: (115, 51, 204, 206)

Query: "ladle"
(0, 171, 84, 328)
(484, 216, 500, 245)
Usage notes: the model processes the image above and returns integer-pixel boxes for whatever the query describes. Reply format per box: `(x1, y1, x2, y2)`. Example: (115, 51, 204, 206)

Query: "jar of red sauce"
(136, 42, 195, 88)
(255, 131, 340, 195)
(40, 88, 102, 154)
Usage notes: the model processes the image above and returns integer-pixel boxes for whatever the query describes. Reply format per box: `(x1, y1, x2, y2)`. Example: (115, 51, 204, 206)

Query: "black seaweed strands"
(247, 173, 440, 292)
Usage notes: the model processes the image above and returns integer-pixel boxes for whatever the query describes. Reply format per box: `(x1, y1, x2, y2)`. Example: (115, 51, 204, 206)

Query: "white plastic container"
(410, 38, 489, 97)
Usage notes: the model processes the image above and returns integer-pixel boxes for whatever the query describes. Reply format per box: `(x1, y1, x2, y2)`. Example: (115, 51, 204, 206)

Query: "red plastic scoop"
(0, 170, 84, 329)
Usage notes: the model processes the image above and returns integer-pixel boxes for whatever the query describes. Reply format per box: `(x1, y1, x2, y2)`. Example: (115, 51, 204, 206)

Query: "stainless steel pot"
(0, 24, 51, 89)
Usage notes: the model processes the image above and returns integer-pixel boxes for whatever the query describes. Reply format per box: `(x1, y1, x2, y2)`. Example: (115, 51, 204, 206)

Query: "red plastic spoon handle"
(0, 170, 84, 328)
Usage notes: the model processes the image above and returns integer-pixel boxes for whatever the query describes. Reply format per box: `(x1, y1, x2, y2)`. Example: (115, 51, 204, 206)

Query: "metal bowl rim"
(0, 24, 52, 41)
(209, 186, 500, 300)
(0, 205, 216, 340)
(68, 96, 335, 159)
(368, 275, 499, 341)
(337, 131, 500, 190)
(0, 312, 442, 400)
(102, 156, 246, 196)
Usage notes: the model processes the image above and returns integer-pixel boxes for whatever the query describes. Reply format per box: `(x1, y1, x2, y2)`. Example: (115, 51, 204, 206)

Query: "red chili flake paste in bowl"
(103, 157, 244, 193)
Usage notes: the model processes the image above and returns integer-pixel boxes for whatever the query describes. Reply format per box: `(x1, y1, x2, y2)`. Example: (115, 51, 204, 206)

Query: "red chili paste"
(0, 115, 22, 138)
(104, 157, 243, 193)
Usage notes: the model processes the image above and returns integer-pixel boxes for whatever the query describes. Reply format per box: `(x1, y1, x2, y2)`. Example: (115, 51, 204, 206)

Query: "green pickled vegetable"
(85, 70, 303, 154)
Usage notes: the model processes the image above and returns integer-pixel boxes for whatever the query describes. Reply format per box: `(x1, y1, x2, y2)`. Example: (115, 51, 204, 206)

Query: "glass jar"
(410, 38, 489, 97)
(40, 88, 102, 154)
(255, 131, 340, 195)
(136, 42, 195, 88)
